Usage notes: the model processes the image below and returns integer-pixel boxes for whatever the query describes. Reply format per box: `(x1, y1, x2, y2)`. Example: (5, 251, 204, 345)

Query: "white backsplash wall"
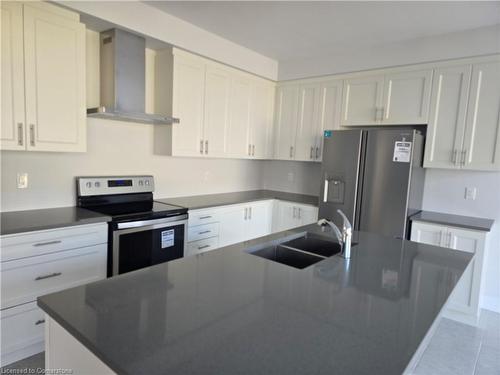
(422, 169, 500, 312)
(0, 118, 264, 211)
(262, 160, 322, 196)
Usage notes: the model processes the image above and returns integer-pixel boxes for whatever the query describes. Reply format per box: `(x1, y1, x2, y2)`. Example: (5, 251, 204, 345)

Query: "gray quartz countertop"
(0, 207, 111, 235)
(156, 189, 318, 210)
(38, 224, 472, 375)
(410, 210, 494, 232)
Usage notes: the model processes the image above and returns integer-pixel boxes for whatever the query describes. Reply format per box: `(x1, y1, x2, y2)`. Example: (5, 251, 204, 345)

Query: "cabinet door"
(23, 4, 86, 152)
(381, 69, 433, 125)
(462, 60, 500, 171)
(249, 81, 274, 159)
(226, 77, 251, 157)
(246, 201, 272, 240)
(424, 65, 472, 169)
(297, 205, 319, 226)
(203, 66, 230, 157)
(274, 85, 299, 160)
(446, 227, 486, 316)
(341, 75, 384, 126)
(172, 55, 206, 156)
(410, 221, 447, 246)
(294, 84, 321, 161)
(315, 80, 342, 161)
(218, 205, 246, 247)
(1, 2, 26, 151)
(273, 201, 300, 232)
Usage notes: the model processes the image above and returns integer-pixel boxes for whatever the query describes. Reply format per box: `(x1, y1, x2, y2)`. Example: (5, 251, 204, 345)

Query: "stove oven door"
(112, 215, 188, 276)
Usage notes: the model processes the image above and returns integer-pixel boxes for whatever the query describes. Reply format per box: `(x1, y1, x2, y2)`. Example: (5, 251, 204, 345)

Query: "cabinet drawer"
(188, 223, 219, 242)
(186, 237, 219, 257)
(1, 302, 45, 359)
(188, 209, 221, 227)
(1, 223, 108, 262)
(1, 244, 107, 309)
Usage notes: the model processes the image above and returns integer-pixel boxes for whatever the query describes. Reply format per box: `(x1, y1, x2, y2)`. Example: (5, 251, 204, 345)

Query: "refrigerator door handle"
(323, 179, 329, 202)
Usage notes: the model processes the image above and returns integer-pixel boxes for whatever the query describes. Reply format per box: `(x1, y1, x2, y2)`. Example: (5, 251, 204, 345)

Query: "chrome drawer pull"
(18, 123, 24, 146)
(198, 230, 211, 235)
(198, 245, 210, 250)
(199, 216, 212, 220)
(200, 140, 204, 154)
(35, 319, 45, 325)
(35, 272, 62, 281)
(29, 124, 35, 146)
(33, 240, 62, 247)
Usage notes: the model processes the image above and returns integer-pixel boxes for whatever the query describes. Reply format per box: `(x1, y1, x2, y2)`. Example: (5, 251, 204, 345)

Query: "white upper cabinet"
(1, 2, 86, 152)
(203, 65, 230, 157)
(341, 75, 384, 126)
(171, 54, 206, 156)
(316, 80, 343, 160)
(424, 65, 471, 169)
(381, 69, 432, 125)
(424, 57, 500, 171)
(274, 85, 299, 160)
(226, 76, 251, 158)
(249, 81, 275, 159)
(1, 2, 25, 151)
(462, 60, 500, 171)
(295, 84, 320, 161)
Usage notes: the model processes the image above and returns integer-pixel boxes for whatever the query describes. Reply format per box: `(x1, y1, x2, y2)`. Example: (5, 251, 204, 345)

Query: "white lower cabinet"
(185, 200, 318, 257)
(0, 223, 108, 366)
(410, 220, 488, 325)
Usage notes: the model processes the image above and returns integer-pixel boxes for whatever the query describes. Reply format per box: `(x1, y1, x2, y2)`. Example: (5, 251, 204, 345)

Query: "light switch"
(17, 173, 28, 189)
(465, 187, 477, 200)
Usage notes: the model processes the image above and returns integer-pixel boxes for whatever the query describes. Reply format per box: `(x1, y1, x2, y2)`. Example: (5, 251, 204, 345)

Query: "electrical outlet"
(287, 172, 295, 183)
(465, 187, 477, 200)
(17, 173, 28, 189)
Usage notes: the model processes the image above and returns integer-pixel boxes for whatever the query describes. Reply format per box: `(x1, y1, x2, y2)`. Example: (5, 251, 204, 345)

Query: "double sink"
(247, 232, 356, 269)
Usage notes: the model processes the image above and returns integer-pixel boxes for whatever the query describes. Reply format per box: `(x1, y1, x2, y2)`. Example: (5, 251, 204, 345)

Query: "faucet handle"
(336, 209, 352, 232)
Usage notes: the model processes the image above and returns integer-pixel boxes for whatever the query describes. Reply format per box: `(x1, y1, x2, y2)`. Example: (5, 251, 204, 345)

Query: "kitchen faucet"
(317, 209, 352, 259)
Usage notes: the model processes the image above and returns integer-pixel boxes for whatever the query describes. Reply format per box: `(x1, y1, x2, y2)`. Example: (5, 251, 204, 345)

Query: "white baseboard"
(1, 341, 44, 367)
(481, 296, 500, 313)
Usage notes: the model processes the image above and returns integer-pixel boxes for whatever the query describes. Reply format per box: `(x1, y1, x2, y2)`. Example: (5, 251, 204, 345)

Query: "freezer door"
(318, 130, 364, 229)
(357, 129, 416, 238)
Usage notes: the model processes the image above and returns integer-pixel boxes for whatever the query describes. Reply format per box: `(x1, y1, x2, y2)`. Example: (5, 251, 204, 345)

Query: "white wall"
(423, 169, 500, 312)
(278, 24, 500, 80)
(262, 160, 321, 196)
(0, 119, 264, 211)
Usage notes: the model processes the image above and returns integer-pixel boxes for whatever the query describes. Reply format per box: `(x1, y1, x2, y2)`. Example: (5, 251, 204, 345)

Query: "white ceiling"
(145, 1, 500, 61)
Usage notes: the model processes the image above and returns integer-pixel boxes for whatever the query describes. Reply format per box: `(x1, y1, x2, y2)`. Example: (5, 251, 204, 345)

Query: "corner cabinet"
(1, 2, 86, 152)
(154, 48, 275, 159)
(424, 57, 500, 171)
(410, 221, 488, 325)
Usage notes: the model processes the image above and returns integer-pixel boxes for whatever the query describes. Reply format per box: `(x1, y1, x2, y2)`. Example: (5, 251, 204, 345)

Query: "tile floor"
(2, 310, 499, 374)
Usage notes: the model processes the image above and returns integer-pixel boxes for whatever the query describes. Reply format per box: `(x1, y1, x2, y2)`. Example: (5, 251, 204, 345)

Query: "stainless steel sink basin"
(250, 245, 324, 269)
(281, 235, 342, 258)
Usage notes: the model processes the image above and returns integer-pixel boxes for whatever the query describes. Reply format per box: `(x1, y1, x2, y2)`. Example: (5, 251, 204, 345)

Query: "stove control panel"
(77, 176, 154, 196)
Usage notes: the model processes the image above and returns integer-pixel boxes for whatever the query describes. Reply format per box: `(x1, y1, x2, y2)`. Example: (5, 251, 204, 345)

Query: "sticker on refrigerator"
(324, 130, 332, 138)
(161, 229, 175, 248)
(393, 141, 412, 163)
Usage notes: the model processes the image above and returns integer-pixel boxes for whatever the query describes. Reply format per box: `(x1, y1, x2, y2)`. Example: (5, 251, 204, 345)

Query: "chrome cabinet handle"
(289, 146, 294, 158)
(461, 149, 467, 166)
(310, 146, 313, 159)
(293, 207, 296, 218)
(438, 230, 443, 245)
(200, 140, 204, 154)
(199, 216, 212, 220)
(17, 123, 23, 146)
(198, 244, 211, 250)
(205, 140, 208, 154)
(252, 145, 255, 156)
(380, 107, 385, 121)
(35, 319, 45, 325)
(315, 147, 319, 159)
(374, 107, 380, 121)
(249, 207, 252, 220)
(33, 240, 61, 247)
(35, 272, 62, 281)
(298, 208, 301, 220)
(198, 230, 211, 235)
(248, 144, 251, 156)
(447, 232, 452, 248)
(244, 207, 248, 220)
(29, 124, 35, 146)
(452, 150, 458, 165)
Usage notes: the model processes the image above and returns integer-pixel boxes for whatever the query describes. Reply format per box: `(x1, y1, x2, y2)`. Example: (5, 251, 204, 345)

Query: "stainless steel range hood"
(87, 29, 179, 125)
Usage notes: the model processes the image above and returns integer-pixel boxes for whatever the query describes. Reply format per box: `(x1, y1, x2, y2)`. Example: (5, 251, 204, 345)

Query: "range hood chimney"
(87, 29, 179, 125)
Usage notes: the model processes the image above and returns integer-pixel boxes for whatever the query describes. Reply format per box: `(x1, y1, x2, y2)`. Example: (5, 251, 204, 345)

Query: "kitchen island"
(37, 224, 472, 375)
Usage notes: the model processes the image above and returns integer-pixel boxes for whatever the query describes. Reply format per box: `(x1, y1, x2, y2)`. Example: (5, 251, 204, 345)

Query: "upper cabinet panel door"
(316, 80, 342, 161)
(274, 86, 299, 160)
(226, 77, 251, 158)
(203, 66, 230, 157)
(1, 2, 26, 151)
(424, 65, 472, 169)
(381, 69, 433, 125)
(294, 84, 320, 161)
(462, 60, 500, 171)
(341, 75, 384, 126)
(249, 82, 274, 159)
(172, 56, 206, 156)
(23, 4, 86, 152)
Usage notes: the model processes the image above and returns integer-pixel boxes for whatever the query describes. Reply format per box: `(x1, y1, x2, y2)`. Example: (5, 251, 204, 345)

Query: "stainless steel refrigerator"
(318, 128, 425, 239)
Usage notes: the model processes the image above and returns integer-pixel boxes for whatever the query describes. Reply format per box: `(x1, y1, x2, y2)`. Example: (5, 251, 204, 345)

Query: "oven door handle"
(116, 214, 188, 230)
